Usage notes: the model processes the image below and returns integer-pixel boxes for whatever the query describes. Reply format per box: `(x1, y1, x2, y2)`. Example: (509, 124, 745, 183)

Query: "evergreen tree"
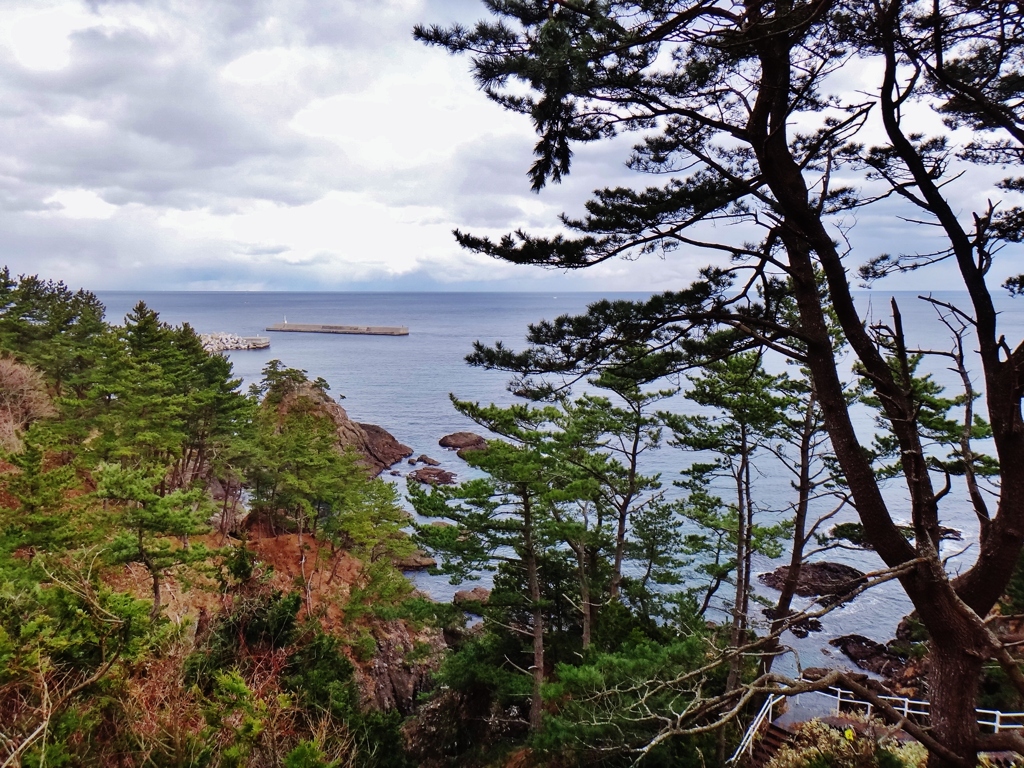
(417, 1, 1024, 761)
(412, 430, 558, 730)
(97, 462, 210, 619)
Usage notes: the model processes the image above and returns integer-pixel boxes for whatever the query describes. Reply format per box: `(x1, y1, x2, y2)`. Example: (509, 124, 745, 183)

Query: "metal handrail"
(729, 685, 1024, 766)
(816, 686, 1024, 733)
(727, 692, 786, 765)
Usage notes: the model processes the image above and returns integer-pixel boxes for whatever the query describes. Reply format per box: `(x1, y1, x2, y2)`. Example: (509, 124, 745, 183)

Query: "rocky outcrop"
(403, 688, 527, 768)
(358, 422, 415, 473)
(276, 383, 411, 476)
(453, 587, 490, 607)
(357, 620, 446, 715)
(439, 432, 488, 458)
(761, 606, 822, 638)
(410, 467, 457, 485)
(829, 634, 909, 678)
(396, 550, 437, 570)
(759, 561, 866, 598)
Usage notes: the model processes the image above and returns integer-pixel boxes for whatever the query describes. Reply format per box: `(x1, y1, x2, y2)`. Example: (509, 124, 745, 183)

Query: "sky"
(0, 0, 1019, 293)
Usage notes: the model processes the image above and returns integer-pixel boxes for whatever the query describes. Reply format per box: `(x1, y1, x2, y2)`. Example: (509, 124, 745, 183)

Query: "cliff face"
(358, 621, 446, 715)
(277, 383, 412, 475)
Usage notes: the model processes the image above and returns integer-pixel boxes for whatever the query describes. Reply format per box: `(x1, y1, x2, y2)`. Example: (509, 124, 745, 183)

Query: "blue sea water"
(93, 289, 1024, 674)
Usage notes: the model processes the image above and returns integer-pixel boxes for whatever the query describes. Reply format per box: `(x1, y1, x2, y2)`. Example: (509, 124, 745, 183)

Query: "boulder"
(453, 587, 491, 607)
(439, 432, 488, 459)
(761, 606, 823, 638)
(829, 634, 908, 678)
(410, 467, 457, 486)
(396, 550, 437, 570)
(758, 561, 866, 598)
(416, 454, 441, 466)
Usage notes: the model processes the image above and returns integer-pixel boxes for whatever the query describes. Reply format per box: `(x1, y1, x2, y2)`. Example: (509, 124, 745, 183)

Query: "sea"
(94, 290, 1024, 675)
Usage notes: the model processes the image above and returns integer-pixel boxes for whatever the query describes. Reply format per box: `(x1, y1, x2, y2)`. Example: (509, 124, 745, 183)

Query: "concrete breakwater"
(200, 333, 271, 352)
(266, 322, 409, 336)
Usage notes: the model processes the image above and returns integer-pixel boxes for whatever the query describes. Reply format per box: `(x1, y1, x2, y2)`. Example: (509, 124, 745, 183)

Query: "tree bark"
(927, 636, 985, 768)
(522, 493, 545, 731)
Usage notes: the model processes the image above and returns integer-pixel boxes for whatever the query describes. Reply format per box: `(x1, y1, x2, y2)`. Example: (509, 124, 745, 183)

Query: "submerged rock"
(829, 634, 908, 678)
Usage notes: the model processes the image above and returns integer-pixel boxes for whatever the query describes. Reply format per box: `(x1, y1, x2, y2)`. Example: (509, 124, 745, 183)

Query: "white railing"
(727, 692, 787, 764)
(729, 685, 1024, 766)
(814, 686, 1024, 733)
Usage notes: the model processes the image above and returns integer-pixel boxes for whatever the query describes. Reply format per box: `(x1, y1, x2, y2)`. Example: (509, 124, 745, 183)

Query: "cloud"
(0, 0, 1017, 294)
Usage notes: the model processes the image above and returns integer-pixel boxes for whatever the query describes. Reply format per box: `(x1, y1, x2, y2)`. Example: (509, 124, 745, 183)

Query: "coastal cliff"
(275, 381, 413, 475)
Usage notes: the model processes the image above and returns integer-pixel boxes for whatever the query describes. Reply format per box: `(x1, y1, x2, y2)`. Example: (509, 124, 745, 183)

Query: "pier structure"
(200, 333, 270, 352)
(265, 322, 409, 337)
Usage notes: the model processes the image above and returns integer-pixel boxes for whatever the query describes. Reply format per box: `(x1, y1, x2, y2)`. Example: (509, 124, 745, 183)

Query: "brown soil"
(101, 531, 364, 632)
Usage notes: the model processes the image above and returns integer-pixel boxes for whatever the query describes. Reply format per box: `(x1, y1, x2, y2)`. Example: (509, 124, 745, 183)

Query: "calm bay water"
(94, 289, 1024, 673)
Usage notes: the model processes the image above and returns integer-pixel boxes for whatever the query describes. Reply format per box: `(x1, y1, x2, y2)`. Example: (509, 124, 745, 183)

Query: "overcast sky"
(0, 0, 1018, 293)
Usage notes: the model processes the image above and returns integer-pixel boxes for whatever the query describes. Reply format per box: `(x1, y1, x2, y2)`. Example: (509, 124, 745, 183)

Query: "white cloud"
(0, 0, 1016, 294)
(3, 3, 97, 71)
(44, 188, 120, 218)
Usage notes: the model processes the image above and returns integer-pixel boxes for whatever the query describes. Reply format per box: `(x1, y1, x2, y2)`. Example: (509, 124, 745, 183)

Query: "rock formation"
(357, 621, 446, 714)
(410, 467, 457, 485)
(453, 587, 490, 607)
(829, 634, 909, 679)
(409, 454, 441, 466)
(439, 432, 488, 458)
(276, 383, 412, 476)
(395, 550, 437, 570)
(199, 332, 269, 352)
(758, 561, 866, 598)
(358, 422, 416, 474)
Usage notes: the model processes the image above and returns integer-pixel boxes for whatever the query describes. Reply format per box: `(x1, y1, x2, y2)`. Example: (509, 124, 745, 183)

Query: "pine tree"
(418, 1, 1024, 761)
(97, 463, 210, 619)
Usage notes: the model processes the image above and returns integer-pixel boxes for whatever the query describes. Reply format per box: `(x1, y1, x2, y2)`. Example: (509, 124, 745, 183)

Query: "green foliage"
(0, 274, 421, 767)
(539, 631, 722, 754)
(284, 630, 358, 717)
(185, 590, 303, 691)
(284, 740, 339, 768)
(0, 268, 107, 394)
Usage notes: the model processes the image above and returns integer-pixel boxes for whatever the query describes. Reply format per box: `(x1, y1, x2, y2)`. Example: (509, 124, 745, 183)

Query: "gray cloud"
(0, 0, 1016, 294)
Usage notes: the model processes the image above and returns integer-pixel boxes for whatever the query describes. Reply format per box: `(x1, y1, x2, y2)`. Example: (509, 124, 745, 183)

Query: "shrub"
(765, 718, 927, 768)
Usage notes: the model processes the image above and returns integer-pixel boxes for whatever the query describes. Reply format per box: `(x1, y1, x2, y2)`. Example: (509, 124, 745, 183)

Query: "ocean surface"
(94, 290, 1024, 675)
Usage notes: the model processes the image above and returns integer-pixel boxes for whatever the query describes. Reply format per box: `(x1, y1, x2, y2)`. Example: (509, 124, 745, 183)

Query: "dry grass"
(0, 357, 55, 451)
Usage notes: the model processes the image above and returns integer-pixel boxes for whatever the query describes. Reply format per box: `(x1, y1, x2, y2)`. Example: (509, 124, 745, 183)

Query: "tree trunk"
(609, 421, 642, 601)
(578, 543, 591, 650)
(765, 391, 816, 674)
(522, 494, 545, 730)
(927, 639, 984, 768)
(148, 564, 161, 620)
